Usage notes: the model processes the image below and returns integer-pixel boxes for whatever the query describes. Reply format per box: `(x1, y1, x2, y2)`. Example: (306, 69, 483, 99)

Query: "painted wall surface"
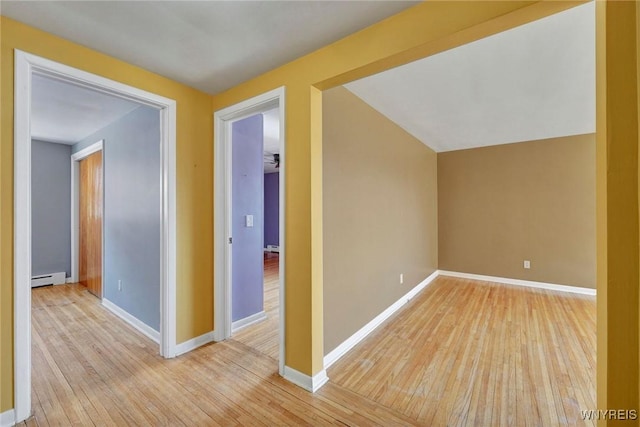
(4, 1, 621, 412)
(211, 1, 571, 377)
(232, 115, 264, 322)
(595, 0, 640, 413)
(74, 106, 161, 330)
(1, 16, 214, 409)
(264, 172, 279, 248)
(31, 140, 72, 277)
(438, 134, 596, 288)
(322, 86, 438, 354)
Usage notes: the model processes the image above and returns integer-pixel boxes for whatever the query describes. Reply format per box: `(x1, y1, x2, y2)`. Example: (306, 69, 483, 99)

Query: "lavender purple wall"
(264, 172, 279, 248)
(232, 114, 264, 322)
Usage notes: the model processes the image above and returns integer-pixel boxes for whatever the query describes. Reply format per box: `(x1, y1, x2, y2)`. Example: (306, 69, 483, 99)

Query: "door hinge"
(228, 237, 232, 244)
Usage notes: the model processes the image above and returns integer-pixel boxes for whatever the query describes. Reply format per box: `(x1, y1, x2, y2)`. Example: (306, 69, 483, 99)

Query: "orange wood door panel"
(79, 151, 103, 298)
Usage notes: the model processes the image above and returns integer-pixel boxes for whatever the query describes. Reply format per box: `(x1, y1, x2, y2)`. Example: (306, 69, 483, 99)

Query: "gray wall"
(31, 140, 72, 277)
(74, 106, 161, 331)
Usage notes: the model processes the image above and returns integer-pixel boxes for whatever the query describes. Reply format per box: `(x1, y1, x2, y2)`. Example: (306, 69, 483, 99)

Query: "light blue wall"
(74, 106, 161, 331)
(232, 114, 264, 322)
(31, 140, 72, 277)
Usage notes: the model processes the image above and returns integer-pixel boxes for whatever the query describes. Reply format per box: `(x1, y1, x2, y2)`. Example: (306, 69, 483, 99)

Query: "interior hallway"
(26, 273, 595, 425)
(27, 283, 416, 426)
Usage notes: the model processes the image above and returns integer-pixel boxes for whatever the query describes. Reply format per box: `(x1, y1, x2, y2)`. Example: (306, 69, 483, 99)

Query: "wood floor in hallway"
(232, 252, 279, 360)
(23, 274, 596, 426)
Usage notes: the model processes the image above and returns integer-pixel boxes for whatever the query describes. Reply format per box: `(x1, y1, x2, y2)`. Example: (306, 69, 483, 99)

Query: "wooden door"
(79, 151, 103, 298)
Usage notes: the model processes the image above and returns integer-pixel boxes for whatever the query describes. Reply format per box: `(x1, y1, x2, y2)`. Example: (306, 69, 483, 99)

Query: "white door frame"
(14, 50, 178, 423)
(70, 140, 104, 285)
(213, 87, 286, 375)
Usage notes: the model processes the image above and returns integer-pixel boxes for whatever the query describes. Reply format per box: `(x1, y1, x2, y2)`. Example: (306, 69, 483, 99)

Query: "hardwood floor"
(232, 253, 279, 360)
(24, 274, 595, 426)
(327, 276, 596, 426)
(27, 283, 415, 426)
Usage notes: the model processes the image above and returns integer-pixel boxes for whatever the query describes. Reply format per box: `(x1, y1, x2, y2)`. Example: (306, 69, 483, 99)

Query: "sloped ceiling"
(344, 2, 595, 152)
(31, 74, 142, 144)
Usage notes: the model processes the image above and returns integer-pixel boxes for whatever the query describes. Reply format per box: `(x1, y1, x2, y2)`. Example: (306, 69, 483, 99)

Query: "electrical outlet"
(524, 260, 531, 269)
(118, 279, 122, 291)
(400, 273, 404, 284)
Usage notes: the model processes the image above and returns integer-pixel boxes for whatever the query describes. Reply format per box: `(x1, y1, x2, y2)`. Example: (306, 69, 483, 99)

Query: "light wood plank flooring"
(328, 276, 597, 426)
(232, 253, 279, 359)
(24, 273, 596, 426)
(27, 283, 416, 426)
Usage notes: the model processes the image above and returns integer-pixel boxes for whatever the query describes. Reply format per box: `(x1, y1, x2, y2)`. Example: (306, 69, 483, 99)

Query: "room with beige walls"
(438, 134, 596, 288)
(5, 1, 640, 420)
(322, 86, 438, 354)
(322, 86, 596, 359)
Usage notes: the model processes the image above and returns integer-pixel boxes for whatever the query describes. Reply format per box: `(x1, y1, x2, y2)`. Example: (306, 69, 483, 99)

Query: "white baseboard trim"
(1, 409, 15, 427)
(102, 299, 160, 343)
(322, 269, 594, 372)
(212, 328, 224, 343)
(231, 311, 266, 333)
(323, 270, 440, 370)
(438, 270, 597, 296)
(174, 331, 216, 357)
(65, 277, 75, 284)
(283, 366, 329, 393)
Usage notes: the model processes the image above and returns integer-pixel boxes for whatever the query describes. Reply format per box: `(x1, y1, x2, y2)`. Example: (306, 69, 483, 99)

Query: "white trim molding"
(323, 269, 595, 370)
(0, 409, 16, 427)
(72, 139, 103, 159)
(213, 86, 286, 376)
(438, 270, 597, 296)
(324, 270, 440, 369)
(283, 366, 329, 393)
(174, 331, 217, 357)
(102, 299, 160, 343)
(231, 311, 267, 333)
(14, 50, 178, 424)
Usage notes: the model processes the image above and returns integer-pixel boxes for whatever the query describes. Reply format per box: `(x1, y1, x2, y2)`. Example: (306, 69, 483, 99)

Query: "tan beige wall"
(438, 134, 596, 288)
(322, 86, 438, 354)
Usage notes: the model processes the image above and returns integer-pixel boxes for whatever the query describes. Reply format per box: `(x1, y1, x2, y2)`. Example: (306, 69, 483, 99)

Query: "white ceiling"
(345, 2, 595, 153)
(31, 74, 142, 144)
(263, 108, 280, 174)
(1, 1, 418, 95)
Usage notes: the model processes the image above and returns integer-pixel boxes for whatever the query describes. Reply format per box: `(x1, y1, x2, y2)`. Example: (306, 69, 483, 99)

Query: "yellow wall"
(0, 17, 214, 411)
(596, 1, 640, 423)
(211, 0, 587, 377)
(5, 0, 638, 421)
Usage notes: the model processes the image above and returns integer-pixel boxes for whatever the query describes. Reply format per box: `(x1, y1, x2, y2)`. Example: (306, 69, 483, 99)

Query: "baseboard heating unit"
(31, 272, 65, 288)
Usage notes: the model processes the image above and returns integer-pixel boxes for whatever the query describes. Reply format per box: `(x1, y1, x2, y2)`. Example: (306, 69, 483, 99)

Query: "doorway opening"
(214, 87, 286, 375)
(14, 50, 177, 422)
